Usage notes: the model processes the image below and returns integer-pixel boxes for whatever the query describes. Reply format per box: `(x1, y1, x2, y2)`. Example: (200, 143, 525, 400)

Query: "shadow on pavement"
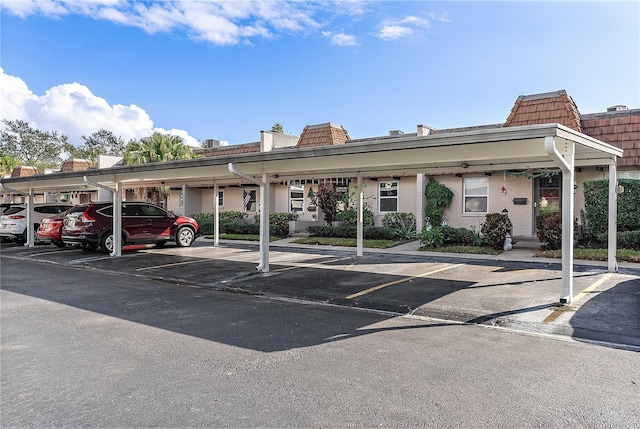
(569, 278, 640, 348)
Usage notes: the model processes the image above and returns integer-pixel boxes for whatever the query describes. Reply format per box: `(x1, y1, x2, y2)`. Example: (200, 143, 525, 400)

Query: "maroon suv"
(61, 202, 199, 253)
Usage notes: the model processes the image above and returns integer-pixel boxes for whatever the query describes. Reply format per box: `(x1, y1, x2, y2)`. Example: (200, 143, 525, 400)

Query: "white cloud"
(0, 68, 201, 147)
(377, 15, 432, 41)
(322, 31, 358, 46)
(2, 0, 337, 46)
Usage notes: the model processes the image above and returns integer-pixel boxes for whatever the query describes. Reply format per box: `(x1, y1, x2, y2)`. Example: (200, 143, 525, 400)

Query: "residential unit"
(3, 90, 638, 240)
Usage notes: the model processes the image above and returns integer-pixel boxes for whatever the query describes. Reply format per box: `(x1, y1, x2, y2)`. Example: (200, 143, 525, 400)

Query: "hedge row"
(584, 179, 640, 234)
(307, 225, 397, 240)
(190, 211, 296, 238)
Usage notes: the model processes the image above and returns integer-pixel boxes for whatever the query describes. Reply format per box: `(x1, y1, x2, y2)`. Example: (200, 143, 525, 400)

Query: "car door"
(139, 204, 173, 240)
(122, 203, 148, 243)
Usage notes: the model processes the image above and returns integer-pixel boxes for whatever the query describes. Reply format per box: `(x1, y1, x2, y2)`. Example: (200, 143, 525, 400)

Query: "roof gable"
(295, 123, 351, 149)
(504, 90, 582, 132)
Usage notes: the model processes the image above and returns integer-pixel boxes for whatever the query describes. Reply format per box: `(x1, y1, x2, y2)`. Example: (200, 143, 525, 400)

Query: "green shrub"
(441, 226, 479, 245)
(618, 230, 640, 250)
(269, 212, 297, 237)
(307, 225, 396, 240)
(419, 225, 444, 248)
(481, 213, 513, 250)
(584, 179, 640, 234)
(424, 178, 454, 227)
(191, 212, 215, 235)
(382, 212, 417, 240)
(223, 222, 260, 235)
(536, 212, 563, 250)
(220, 211, 248, 224)
(594, 230, 640, 250)
(336, 206, 374, 227)
(382, 212, 416, 230)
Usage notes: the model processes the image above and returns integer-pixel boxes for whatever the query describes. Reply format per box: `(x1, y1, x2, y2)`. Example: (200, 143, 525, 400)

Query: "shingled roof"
(197, 142, 261, 157)
(504, 90, 582, 132)
(295, 123, 350, 149)
(582, 108, 640, 167)
(60, 159, 92, 172)
(503, 90, 639, 167)
(10, 166, 37, 178)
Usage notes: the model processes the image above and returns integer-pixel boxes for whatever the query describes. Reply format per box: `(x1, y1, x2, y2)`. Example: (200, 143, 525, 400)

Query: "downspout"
(544, 136, 575, 304)
(228, 163, 269, 272)
(84, 176, 122, 257)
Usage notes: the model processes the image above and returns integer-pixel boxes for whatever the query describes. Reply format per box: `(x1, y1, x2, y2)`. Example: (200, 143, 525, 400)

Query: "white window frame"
(463, 177, 488, 214)
(217, 190, 224, 207)
(378, 180, 398, 213)
(289, 184, 304, 214)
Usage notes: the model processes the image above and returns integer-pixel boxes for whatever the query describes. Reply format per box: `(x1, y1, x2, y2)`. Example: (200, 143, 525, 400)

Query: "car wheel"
(100, 231, 115, 254)
(176, 226, 195, 247)
(53, 241, 66, 248)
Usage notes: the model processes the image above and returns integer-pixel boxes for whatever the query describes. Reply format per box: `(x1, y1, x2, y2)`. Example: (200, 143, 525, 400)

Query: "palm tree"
(124, 133, 198, 206)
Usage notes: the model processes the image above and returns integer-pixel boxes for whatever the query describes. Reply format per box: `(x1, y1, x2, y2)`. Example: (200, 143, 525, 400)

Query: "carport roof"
(0, 123, 623, 194)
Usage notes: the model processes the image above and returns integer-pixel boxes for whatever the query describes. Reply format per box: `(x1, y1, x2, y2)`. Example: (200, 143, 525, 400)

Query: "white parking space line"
(346, 264, 465, 299)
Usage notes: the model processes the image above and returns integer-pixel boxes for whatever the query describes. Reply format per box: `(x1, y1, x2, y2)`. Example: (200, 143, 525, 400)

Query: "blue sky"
(1, 1, 638, 147)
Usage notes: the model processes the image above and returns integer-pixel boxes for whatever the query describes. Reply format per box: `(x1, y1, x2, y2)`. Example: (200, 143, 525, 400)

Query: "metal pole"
(608, 159, 618, 272)
(357, 176, 363, 257)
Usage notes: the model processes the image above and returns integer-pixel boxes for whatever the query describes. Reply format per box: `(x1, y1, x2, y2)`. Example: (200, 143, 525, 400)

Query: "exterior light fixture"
(502, 208, 509, 216)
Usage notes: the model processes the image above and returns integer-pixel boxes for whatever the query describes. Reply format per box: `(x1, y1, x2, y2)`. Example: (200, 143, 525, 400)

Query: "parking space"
(2, 238, 638, 347)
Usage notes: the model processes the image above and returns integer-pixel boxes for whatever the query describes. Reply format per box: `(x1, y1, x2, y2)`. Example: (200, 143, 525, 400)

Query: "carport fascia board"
(0, 124, 622, 192)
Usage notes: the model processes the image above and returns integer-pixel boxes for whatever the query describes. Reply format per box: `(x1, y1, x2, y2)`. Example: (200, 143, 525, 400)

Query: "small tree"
(315, 185, 342, 225)
(425, 178, 454, 226)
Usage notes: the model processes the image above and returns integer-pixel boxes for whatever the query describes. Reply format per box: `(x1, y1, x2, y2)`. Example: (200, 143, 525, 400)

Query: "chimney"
(204, 139, 222, 148)
(389, 130, 404, 136)
(607, 105, 629, 112)
(417, 124, 434, 136)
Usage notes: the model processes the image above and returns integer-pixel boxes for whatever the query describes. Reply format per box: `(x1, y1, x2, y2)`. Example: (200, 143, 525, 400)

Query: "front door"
(534, 174, 562, 231)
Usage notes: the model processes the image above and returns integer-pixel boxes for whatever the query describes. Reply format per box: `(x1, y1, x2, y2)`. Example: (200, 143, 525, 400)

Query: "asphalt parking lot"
(1, 238, 639, 349)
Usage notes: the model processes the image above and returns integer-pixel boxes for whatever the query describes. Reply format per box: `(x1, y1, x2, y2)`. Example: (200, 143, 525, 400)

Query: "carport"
(1, 123, 623, 303)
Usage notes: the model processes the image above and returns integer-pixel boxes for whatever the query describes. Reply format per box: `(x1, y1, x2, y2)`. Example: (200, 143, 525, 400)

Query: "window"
(379, 181, 398, 213)
(464, 178, 488, 213)
(217, 191, 224, 207)
(290, 185, 304, 214)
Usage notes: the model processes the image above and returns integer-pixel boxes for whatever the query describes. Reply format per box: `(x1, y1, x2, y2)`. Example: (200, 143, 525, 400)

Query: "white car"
(0, 203, 72, 243)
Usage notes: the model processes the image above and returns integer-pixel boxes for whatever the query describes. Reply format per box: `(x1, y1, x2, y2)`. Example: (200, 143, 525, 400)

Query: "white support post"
(25, 189, 35, 247)
(608, 159, 618, 272)
(213, 182, 220, 247)
(259, 174, 270, 272)
(228, 163, 269, 272)
(356, 176, 364, 257)
(544, 137, 575, 304)
(83, 176, 121, 256)
(112, 182, 122, 257)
